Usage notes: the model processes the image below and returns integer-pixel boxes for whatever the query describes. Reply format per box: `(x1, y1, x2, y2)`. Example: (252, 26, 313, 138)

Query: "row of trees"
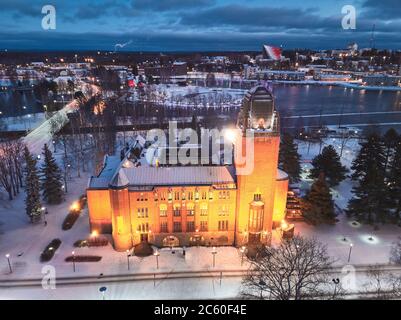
(241, 235, 401, 300)
(347, 129, 401, 224)
(24, 144, 64, 222)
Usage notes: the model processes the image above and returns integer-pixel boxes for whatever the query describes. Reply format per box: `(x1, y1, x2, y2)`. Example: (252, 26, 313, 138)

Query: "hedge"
(40, 239, 62, 262)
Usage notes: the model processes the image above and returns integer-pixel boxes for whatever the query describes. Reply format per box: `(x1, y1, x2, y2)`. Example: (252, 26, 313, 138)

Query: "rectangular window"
(188, 192, 193, 200)
(187, 221, 195, 232)
(218, 220, 229, 231)
(173, 222, 182, 232)
(160, 222, 168, 233)
(137, 223, 149, 232)
(137, 208, 148, 218)
(173, 209, 181, 217)
(201, 191, 207, 200)
(174, 192, 180, 201)
(160, 208, 167, 217)
(187, 209, 195, 216)
(200, 221, 208, 232)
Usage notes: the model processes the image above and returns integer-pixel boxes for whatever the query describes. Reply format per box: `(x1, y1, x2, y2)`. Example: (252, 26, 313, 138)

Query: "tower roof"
(237, 85, 278, 132)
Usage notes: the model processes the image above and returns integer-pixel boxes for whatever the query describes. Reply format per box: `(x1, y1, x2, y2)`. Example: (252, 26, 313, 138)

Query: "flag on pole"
(263, 45, 282, 61)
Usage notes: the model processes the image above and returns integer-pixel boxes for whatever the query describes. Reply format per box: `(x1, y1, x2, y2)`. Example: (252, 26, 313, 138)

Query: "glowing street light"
(211, 247, 217, 268)
(348, 243, 353, 263)
(153, 250, 160, 269)
(5, 254, 12, 273)
(72, 251, 76, 272)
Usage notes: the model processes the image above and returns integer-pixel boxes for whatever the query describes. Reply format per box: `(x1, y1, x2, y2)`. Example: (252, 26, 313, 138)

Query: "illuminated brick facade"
(87, 86, 288, 251)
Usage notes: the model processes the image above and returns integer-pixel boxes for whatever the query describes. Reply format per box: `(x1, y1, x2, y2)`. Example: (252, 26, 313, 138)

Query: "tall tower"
(235, 86, 280, 246)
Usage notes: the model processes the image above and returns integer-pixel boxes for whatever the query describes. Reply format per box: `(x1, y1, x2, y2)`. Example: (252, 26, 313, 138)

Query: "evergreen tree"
(383, 128, 398, 173)
(309, 145, 348, 187)
(303, 173, 336, 225)
(347, 166, 388, 224)
(24, 146, 42, 222)
(40, 144, 63, 204)
(350, 133, 386, 181)
(388, 138, 401, 222)
(279, 133, 301, 183)
(347, 133, 389, 224)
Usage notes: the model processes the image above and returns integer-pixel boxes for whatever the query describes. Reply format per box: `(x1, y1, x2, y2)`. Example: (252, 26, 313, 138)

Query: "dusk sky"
(0, 0, 400, 51)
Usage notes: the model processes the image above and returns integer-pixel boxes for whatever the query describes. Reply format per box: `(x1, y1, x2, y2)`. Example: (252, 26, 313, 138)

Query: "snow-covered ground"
(0, 116, 400, 299)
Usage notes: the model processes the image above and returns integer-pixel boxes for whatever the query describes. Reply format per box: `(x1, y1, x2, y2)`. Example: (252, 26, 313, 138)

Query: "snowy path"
(22, 83, 99, 156)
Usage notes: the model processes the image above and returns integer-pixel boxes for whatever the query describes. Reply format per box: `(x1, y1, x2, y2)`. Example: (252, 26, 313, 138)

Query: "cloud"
(362, 0, 401, 19)
(131, 0, 216, 12)
(179, 5, 340, 31)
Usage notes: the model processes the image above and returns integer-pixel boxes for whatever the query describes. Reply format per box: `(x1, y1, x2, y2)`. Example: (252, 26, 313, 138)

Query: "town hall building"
(86, 86, 288, 251)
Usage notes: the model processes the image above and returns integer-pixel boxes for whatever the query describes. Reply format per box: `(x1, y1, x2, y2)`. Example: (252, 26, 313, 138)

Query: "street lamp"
(211, 247, 217, 268)
(258, 279, 266, 299)
(153, 250, 160, 269)
(348, 243, 353, 263)
(5, 254, 12, 273)
(239, 246, 246, 266)
(126, 249, 130, 270)
(72, 251, 76, 272)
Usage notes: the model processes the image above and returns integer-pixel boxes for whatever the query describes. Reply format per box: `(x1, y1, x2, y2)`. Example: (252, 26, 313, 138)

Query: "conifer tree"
(388, 138, 401, 222)
(279, 133, 301, 183)
(383, 128, 398, 173)
(24, 146, 42, 222)
(347, 133, 389, 224)
(40, 143, 63, 204)
(303, 173, 336, 225)
(351, 133, 386, 181)
(309, 145, 348, 187)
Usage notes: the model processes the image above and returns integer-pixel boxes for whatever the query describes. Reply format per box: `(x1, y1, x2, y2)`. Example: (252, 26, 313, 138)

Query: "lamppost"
(239, 246, 246, 266)
(348, 243, 353, 263)
(99, 286, 107, 300)
(259, 279, 266, 299)
(126, 249, 130, 270)
(5, 254, 12, 273)
(211, 247, 217, 268)
(72, 251, 76, 272)
(154, 250, 160, 269)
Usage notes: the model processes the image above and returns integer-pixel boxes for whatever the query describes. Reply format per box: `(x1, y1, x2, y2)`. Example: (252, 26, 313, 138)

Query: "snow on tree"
(309, 145, 348, 187)
(24, 146, 42, 222)
(347, 133, 389, 224)
(388, 138, 401, 222)
(383, 128, 399, 173)
(241, 236, 342, 300)
(0, 140, 25, 200)
(279, 133, 301, 183)
(350, 133, 385, 181)
(40, 143, 64, 204)
(303, 172, 336, 225)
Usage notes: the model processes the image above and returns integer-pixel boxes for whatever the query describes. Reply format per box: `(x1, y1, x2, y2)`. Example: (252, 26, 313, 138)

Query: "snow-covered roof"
(110, 166, 236, 188)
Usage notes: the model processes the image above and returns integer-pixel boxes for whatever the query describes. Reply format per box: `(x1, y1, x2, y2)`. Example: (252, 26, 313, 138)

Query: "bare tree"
(241, 236, 341, 300)
(361, 265, 401, 299)
(0, 140, 24, 200)
(390, 237, 401, 265)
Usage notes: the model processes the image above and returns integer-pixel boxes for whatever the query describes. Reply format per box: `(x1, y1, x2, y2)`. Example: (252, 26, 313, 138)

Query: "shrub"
(74, 239, 88, 248)
(78, 194, 87, 209)
(62, 212, 79, 230)
(65, 255, 102, 262)
(87, 236, 108, 247)
(40, 239, 62, 262)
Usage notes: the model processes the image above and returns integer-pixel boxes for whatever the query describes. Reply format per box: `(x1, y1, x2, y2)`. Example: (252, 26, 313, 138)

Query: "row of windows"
(136, 205, 229, 218)
(135, 191, 231, 202)
(155, 221, 229, 233)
